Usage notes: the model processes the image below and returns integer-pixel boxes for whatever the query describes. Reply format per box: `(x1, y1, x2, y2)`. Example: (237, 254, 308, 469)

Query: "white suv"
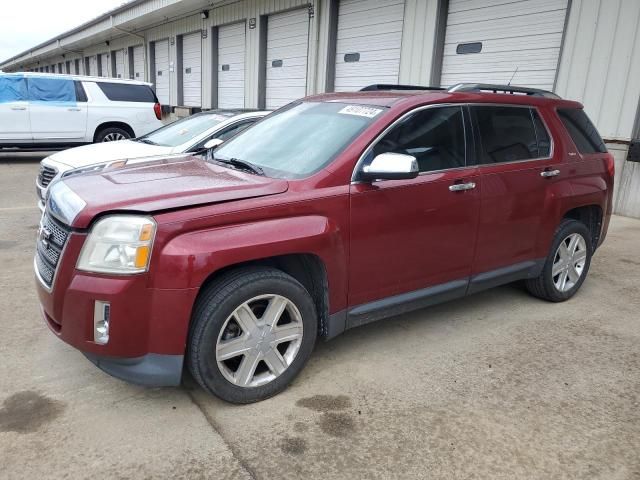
(0, 72, 163, 147)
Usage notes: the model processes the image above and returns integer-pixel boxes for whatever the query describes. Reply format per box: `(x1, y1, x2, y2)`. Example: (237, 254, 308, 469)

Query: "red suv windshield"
(214, 101, 385, 178)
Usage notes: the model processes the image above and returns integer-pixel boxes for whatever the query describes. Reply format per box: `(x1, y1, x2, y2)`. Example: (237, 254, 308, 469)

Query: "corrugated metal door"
(182, 32, 202, 107)
(154, 40, 170, 105)
(334, 0, 405, 91)
(440, 0, 569, 89)
(132, 45, 145, 80)
(218, 22, 246, 109)
(115, 50, 125, 78)
(89, 55, 98, 76)
(99, 53, 109, 77)
(265, 9, 310, 109)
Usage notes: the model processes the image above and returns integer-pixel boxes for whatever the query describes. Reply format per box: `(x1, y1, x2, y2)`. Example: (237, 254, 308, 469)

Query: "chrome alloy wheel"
(215, 294, 304, 388)
(102, 132, 127, 142)
(552, 233, 587, 292)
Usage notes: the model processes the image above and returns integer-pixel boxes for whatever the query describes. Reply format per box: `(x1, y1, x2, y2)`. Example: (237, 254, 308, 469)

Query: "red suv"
(35, 83, 614, 403)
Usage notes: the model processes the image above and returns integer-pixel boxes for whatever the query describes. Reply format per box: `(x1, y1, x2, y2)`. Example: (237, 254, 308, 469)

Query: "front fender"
(150, 215, 348, 309)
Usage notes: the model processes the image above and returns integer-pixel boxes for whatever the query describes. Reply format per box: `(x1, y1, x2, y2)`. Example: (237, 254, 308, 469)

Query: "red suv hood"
(63, 156, 289, 228)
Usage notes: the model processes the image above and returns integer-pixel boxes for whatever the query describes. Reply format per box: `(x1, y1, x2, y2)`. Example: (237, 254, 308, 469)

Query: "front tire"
(188, 267, 318, 403)
(525, 219, 592, 302)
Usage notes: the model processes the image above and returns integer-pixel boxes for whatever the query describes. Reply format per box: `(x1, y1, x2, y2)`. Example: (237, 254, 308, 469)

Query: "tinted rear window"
(473, 106, 540, 164)
(557, 108, 606, 154)
(97, 82, 157, 103)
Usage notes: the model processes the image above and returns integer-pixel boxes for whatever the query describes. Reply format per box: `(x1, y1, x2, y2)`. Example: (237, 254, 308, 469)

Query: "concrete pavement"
(1, 156, 639, 479)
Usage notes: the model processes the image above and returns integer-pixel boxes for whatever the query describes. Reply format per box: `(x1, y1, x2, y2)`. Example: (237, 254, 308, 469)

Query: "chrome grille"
(38, 165, 57, 188)
(35, 254, 54, 284)
(35, 212, 71, 288)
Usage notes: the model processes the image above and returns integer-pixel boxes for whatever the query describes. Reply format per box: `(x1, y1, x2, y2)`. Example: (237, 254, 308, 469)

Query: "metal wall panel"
(441, 0, 568, 89)
(182, 31, 203, 107)
(99, 53, 110, 76)
(218, 22, 247, 108)
(265, 8, 310, 109)
(114, 49, 126, 78)
(154, 40, 171, 104)
(334, 0, 405, 91)
(88, 55, 98, 76)
(556, 0, 640, 141)
(398, 0, 440, 86)
(132, 45, 145, 80)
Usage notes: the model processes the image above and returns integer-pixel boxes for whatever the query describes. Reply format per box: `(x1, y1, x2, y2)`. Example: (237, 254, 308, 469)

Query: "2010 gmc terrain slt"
(35, 83, 614, 403)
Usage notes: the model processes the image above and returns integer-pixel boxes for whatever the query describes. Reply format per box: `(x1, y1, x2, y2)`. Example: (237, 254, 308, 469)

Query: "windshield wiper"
(213, 157, 265, 176)
(138, 138, 159, 145)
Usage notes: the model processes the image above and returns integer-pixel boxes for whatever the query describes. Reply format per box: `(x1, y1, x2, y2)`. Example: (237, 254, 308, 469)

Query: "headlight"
(77, 215, 156, 274)
(62, 160, 127, 178)
(48, 181, 86, 225)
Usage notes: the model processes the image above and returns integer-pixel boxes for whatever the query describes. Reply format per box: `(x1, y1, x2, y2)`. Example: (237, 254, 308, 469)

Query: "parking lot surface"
(1, 155, 639, 479)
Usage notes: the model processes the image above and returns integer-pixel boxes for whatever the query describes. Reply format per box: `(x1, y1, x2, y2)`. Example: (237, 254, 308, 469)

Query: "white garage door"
(132, 45, 145, 80)
(99, 53, 109, 77)
(334, 0, 405, 92)
(154, 40, 170, 105)
(218, 22, 246, 109)
(88, 56, 98, 76)
(114, 49, 125, 78)
(182, 32, 202, 107)
(265, 9, 310, 109)
(441, 0, 569, 90)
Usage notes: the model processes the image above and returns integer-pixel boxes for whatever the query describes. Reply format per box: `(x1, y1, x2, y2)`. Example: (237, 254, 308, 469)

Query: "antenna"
(507, 66, 519, 86)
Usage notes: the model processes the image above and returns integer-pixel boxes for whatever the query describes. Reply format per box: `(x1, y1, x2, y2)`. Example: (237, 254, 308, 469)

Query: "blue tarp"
(28, 77, 76, 104)
(0, 74, 76, 104)
(0, 75, 28, 102)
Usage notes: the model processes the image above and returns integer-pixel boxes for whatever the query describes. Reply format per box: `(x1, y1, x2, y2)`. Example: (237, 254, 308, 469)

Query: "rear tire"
(188, 267, 318, 404)
(95, 127, 131, 143)
(525, 219, 592, 302)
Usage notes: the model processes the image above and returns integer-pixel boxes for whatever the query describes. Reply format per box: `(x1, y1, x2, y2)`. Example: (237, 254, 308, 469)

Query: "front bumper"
(84, 352, 184, 387)
(35, 231, 198, 386)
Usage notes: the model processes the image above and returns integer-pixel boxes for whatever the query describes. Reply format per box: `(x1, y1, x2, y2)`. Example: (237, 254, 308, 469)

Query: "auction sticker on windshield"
(338, 105, 383, 118)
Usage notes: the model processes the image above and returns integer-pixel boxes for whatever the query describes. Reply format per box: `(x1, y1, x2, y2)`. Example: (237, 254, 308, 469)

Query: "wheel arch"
(195, 254, 330, 338)
(93, 121, 135, 141)
(152, 215, 348, 340)
(561, 204, 603, 250)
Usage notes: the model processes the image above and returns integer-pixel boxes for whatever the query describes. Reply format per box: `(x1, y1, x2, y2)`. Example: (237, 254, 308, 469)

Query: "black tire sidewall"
(541, 220, 593, 301)
(189, 269, 317, 404)
(96, 127, 130, 142)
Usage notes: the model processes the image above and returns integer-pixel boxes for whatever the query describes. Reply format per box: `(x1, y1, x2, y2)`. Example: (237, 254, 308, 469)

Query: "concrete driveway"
(1, 156, 639, 479)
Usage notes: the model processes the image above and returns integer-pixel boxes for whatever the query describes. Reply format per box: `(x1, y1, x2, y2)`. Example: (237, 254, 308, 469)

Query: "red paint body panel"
(35, 89, 614, 370)
(348, 169, 481, 305)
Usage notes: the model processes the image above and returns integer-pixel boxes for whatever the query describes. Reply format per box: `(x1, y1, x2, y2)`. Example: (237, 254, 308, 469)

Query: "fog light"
(94, 301, 110, 344)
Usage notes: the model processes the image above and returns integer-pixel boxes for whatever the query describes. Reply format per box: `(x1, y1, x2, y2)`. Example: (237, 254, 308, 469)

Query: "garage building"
(1, 0, 639, 219)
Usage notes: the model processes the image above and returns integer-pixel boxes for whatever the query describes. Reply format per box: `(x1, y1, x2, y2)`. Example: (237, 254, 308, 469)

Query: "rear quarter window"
(97, 82, 157, 103)
(557, 108, 607, 154)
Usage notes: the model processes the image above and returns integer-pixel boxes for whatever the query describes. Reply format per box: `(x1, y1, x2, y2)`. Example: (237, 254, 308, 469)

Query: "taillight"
(605, 154, 615, 178)
(153, 102, 162, 120)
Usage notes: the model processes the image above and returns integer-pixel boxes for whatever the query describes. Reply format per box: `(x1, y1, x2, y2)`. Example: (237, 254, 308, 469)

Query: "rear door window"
(97, 82, 157, 103)
(557, 108, 606, 154)
(28, 77, 77, 103)
(472, 106, 540, 164)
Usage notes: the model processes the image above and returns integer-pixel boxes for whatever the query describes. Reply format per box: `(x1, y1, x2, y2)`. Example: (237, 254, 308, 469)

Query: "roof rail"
(447, 83, 561, 99)
(360, 84, 445, 92)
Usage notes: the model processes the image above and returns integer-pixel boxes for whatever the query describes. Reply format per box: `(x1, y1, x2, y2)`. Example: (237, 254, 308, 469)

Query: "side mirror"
(360, 153, 419, 181)
(204, 138, 224, 150)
